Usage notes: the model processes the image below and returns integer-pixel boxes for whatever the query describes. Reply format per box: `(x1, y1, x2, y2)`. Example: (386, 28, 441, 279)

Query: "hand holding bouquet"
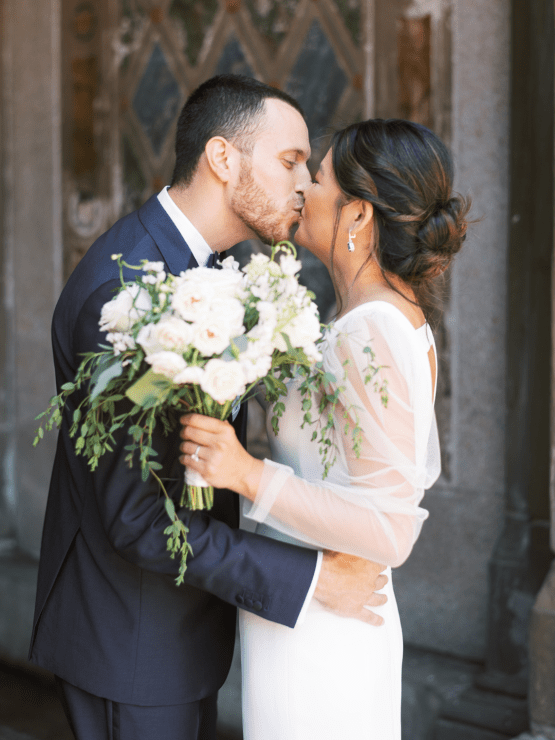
(34, 243, 322, 584)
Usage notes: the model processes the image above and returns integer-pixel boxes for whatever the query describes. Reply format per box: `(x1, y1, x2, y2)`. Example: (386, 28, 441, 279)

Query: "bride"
(179, 118, 469, 739)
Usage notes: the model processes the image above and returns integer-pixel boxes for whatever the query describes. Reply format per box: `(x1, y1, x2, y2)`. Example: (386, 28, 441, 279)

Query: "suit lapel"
(138, 194, 199, 275)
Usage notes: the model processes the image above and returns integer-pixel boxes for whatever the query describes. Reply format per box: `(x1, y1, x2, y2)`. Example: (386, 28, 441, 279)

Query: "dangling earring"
(347, 232, 356, 253)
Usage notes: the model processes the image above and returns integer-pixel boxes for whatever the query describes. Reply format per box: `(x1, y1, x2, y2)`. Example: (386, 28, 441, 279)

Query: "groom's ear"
(204, 136, 240, 184)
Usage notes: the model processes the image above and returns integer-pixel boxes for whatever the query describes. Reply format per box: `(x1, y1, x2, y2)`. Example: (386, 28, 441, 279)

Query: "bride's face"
(295, 149, 345, 263)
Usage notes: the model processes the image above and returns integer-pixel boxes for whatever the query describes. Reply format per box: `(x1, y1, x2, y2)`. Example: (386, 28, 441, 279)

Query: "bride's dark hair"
(329, 119, 471, 319)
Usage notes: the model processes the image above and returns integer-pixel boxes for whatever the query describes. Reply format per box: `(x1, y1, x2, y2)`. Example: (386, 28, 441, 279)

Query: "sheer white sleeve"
(243, 305, 441, 567)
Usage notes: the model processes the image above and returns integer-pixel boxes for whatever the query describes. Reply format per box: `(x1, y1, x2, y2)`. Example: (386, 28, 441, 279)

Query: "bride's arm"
(181, 311, 437, 567)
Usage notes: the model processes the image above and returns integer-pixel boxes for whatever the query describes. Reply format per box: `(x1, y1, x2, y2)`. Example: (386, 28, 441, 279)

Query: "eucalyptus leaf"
(90, 359, 124, 400)
(221, 334, 249, 361)
(165, 498, 176, 519)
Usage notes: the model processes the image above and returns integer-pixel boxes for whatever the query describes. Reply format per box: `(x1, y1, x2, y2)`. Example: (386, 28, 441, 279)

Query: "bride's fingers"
(179, 445, 209, 472)
(375, 574, 388, 591)
(180, 441, 206, 459)
(179, 425, 219, 449)
(180, 413, 229, 433)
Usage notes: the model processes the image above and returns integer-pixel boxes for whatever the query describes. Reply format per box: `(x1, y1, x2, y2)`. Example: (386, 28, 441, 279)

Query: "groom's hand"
(314, 552, 388, 626)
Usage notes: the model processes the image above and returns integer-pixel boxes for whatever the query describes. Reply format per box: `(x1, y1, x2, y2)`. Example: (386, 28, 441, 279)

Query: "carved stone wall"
(385, 0, 512, 662)
(1, 0, 63, 557)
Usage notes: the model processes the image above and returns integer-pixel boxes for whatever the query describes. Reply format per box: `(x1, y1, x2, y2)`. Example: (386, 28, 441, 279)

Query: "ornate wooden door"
(62, 0, 367, 278)
(61, 0, 453, 467)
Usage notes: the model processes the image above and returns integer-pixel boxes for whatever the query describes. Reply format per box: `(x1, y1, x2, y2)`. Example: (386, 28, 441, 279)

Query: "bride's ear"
(349, 200, 374, 236)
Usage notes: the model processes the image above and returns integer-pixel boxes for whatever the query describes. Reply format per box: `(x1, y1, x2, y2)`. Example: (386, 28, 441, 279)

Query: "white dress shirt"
(157, 186, 322, 625)
(158, 186, 214, 266)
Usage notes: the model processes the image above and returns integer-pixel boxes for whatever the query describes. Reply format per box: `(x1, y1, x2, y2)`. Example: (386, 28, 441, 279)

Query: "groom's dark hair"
(171, 74, 305, 187)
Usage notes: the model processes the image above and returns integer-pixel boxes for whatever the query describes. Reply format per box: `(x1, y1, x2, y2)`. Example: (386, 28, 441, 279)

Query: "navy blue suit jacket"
(29, 195, 317, 705)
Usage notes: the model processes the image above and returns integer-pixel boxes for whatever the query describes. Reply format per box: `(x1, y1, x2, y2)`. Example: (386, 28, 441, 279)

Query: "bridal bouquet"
(34, 243, 322, 583)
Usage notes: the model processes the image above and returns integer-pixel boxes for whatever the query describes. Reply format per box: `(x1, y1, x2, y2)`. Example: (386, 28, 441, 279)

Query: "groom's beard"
(231, 158, 297, 244)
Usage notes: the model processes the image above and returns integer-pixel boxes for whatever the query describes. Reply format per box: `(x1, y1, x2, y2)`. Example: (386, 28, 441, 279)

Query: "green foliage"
(295, 330, 389, 480)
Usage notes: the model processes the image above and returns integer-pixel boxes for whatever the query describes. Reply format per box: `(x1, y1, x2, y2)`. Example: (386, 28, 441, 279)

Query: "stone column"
(524, 205, 555, 739)
(1, 0, 63, 558)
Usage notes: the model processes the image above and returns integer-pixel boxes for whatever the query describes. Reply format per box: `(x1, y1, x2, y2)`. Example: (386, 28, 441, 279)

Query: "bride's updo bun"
(331, 119, 470, 287)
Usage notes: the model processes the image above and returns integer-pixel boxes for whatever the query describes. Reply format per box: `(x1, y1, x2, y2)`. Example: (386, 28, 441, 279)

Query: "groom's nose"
(295, 169, 312, 195)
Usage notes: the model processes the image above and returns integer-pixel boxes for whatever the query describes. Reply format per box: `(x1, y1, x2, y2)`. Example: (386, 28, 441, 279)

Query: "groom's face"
(230, 99, 311, 243)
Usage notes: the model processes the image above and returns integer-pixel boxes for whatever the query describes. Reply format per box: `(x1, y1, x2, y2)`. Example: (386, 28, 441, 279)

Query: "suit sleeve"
(71, 280, 317, 628)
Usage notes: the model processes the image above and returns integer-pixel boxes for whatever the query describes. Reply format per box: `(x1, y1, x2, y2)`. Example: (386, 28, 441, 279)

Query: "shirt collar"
(157, 186, 214, 267)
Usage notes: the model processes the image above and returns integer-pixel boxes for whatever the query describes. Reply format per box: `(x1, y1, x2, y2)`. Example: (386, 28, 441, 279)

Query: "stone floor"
(0, 642, 488, 740)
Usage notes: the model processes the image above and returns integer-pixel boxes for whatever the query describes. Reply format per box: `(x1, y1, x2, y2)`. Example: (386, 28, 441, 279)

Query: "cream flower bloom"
(137, 317, 193, 356)
(144, 351, 187, 379)
(172, 281, 215, 322)
(200, 359, 246, 404)
(99, 285, 152, 333)
(192, 317, 234, 356)
(173, 365, 205, 386)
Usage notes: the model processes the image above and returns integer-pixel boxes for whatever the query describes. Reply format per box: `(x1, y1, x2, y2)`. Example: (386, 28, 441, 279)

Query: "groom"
(29, 75, 387, 740)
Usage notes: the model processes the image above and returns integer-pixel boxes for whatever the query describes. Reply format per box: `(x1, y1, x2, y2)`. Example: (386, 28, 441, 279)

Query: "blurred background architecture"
(1, 1, 554, 738)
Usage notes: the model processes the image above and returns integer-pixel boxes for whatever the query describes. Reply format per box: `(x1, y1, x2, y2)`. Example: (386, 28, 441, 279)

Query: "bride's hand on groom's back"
(315, 553, 388, 627)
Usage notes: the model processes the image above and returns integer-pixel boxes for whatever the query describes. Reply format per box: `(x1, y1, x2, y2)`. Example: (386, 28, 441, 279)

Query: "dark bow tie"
(206, 251, 219, 268)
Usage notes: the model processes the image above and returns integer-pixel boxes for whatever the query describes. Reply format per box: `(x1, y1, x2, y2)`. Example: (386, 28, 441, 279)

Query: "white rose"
(192, 317, 234, 356)
(209, 297, 245, 334)
(172, 280, 215, 322)
(136, 323, 162, 355)
(200, 359, 246, 404)
(155, 316, 193, 351)
(304, 343, 323, 363)
(145, 351, 187, 379)
(137, 317, 193, 356)
(173, 365, 205, 386)
(204, 268, 246, 299)
(99, 284, 152, 332)
(284, 308, 322, 349)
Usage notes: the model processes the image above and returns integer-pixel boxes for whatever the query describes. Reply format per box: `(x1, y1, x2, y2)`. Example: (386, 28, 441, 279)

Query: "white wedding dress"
(239, 300, 441, 740)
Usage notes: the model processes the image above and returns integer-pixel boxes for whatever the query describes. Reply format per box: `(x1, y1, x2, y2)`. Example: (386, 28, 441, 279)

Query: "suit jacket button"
(253, 601, 263, 611)
(245, 598, 253, 608)
(236, 595, 244, 604)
